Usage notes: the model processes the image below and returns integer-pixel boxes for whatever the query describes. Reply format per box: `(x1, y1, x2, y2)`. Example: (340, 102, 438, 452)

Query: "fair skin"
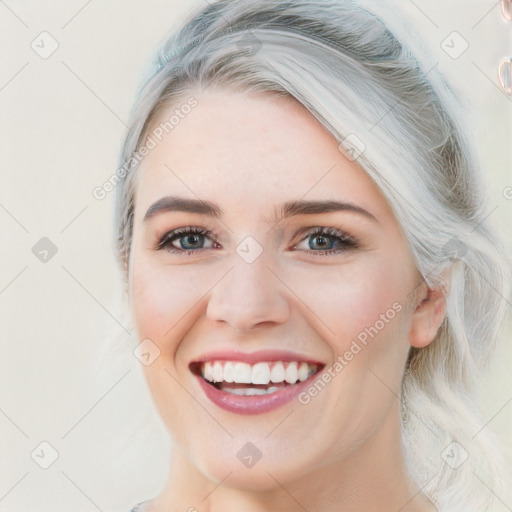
(128, 87, 446, 512)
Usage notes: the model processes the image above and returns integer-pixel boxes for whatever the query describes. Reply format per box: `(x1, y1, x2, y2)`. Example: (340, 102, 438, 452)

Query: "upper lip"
(189, 349, 325, 367)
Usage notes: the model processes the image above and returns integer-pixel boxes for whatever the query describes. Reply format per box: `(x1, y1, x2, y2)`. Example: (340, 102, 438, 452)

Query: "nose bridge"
(206, 253, 289, 332)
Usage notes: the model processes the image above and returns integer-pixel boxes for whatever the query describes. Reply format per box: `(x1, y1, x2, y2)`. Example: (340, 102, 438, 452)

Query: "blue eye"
(158, 227, 217, 254)
(295, 226, 358, 255)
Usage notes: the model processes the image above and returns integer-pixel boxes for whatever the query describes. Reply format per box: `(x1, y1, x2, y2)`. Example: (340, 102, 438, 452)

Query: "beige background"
(0, 1, 511, 511)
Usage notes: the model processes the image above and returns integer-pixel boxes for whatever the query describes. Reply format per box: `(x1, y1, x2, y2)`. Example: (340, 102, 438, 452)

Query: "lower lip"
(195, 374, 318, 415)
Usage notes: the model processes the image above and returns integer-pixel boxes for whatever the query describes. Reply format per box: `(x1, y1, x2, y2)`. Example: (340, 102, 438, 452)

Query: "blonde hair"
(114, 1, 511, 509)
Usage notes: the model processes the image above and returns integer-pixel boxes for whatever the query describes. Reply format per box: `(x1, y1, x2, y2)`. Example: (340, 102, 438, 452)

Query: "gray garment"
(129, 500, 151, 511)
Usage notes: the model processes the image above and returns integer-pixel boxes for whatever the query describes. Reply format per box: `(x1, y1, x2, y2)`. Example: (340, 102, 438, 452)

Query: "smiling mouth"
(190, 360, 323, 396)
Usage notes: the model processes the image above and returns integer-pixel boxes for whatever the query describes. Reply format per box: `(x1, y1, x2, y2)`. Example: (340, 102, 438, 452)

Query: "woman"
(115, 1, 511, 510)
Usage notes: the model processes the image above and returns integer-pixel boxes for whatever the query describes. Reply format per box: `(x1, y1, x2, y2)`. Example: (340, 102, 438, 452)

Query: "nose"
(206, 257, 290, 334)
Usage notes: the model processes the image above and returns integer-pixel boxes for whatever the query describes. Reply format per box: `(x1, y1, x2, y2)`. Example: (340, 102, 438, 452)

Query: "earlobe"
(408, 285, 447, 348)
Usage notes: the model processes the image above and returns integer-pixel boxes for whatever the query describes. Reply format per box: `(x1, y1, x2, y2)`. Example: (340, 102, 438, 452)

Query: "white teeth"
(223, 361, 234, 383)
(285, 361, 298, 384)
(199, 360, 319, 386)
(203, 362, 214, 382)
(251, 362, 271, 385)
(270, 362, 285, 383)
(224, 388, 245, 395)
(233, 362, 252, 384)
(222, 386, 280, 396)
(244, 387, 267, 396)
(298, 362, 309, 382)
(212, 361, 223, 383)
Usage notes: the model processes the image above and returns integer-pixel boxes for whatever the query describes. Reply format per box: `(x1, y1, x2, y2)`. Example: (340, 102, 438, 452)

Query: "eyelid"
(292, 225, 356, 243)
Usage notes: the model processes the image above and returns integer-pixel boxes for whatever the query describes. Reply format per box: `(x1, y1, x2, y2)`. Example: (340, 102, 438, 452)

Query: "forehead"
(134, 87, 391, 222)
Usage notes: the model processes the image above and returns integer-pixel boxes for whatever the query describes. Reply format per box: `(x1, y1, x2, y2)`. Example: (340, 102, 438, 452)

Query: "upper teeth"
(200, 361, 317, 385)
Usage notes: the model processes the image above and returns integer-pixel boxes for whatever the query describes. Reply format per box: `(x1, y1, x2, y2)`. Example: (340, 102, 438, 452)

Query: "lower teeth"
(221, 386, 280, 396)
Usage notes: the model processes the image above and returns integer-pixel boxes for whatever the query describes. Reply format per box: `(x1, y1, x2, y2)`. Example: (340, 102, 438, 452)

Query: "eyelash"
(157, 226, 218, 255)
(156, 226, 359, 256)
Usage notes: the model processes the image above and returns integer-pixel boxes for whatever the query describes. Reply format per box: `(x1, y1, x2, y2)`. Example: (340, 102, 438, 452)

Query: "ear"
(408, 282, 447, 348)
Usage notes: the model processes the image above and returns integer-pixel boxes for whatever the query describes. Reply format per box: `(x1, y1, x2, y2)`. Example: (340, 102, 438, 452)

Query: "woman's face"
(129, 87, 426, 489)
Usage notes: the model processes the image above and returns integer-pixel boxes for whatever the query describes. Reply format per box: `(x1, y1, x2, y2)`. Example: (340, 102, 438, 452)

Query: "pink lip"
(194, 373, 320, 415)
(189, 350, 325, 415)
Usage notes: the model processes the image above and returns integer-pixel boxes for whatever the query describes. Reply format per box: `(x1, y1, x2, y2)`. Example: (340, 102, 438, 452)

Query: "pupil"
(183, 235, 202, 249)
(311, 235, 330, 250)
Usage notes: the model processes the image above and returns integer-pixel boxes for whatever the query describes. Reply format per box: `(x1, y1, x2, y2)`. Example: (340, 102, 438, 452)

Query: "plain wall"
(1, 1, 511, 511)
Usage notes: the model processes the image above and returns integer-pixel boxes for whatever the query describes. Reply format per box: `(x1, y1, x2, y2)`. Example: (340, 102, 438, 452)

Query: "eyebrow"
(143, 195, 377, 223)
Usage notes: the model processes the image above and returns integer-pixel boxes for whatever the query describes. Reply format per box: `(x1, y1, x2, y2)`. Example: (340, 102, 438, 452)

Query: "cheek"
(284, 255, 407, 347)
(285, 259, 410, 446)
(132, 264, 194, 339)
(129, 257, 212, 438)
(130, 254, 229, 346)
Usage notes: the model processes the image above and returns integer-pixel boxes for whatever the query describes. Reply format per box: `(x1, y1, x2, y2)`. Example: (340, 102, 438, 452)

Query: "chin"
(188, 434, 330, 493)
